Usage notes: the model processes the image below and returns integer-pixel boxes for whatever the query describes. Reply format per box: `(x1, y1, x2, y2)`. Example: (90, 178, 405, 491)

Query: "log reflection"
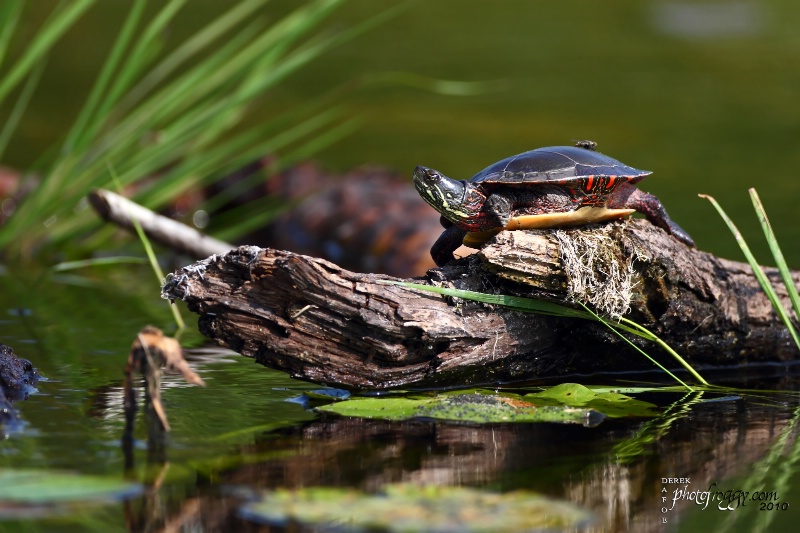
(121, 389, 799, 532)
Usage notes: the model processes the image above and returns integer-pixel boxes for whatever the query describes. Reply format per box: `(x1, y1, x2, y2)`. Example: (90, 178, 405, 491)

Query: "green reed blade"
(0, 59, 44, 160)
(389, 281, 701, 390)
(617, 316, 708, 385)
(749, 188, 800, 324)
(700, 193, 800, 351)
(0, 0, 24, 69)
(62, 0, 147, 154)
(108, 163, 185, 332)
(0, 0, 94, 104)
(579, 303, 693, 390)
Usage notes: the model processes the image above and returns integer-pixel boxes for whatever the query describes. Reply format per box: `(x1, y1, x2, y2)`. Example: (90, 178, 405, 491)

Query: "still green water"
(3, 1, 800, 531)
(3, 270, 800, 532)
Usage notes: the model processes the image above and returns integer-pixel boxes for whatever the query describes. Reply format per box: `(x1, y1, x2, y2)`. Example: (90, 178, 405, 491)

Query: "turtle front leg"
(610, 183, 696, 247)
(483, 194, 513, 229)
(431, 225, 468, 267)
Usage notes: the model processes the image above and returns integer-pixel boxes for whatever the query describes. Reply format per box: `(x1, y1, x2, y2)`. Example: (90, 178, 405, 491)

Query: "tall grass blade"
(0, 0, 95, 104)
(2, 0, 380, 259)
(700, 193, 800, 351)
(616, 316, 708, 385)
(578, 303, 692, 390)
(117, 0, 271, 113)
(52, 257, 149, 272)
(0, 1, 24, 70)
(137, 107, 350, 212)
(108, 163, 185, 333)
(0, 59, 44, 160)
(749, 188, 800, 322)
(279, 117, 363, 168)
(93, 0, 188, 125)
(62, 0, 147, 154)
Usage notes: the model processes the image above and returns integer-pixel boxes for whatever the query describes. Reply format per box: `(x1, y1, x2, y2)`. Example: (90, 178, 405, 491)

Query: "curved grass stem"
(389, 281, 704, 390)
(700, 193, 800, 352)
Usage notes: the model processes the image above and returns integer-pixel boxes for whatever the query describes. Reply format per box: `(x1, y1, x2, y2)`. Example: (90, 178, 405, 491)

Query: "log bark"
(161, 219, 800, 389)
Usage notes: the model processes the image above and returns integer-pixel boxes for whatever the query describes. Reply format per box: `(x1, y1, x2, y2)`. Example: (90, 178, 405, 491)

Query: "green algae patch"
(240, 483, 592, 532)
(524, 383, 659, 418)
(316, 393, 604, 425)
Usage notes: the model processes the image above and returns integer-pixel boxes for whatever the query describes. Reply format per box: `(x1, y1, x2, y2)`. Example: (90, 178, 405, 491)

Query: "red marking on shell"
(605, 176, 617, 190)
(585, 175, 595, 192)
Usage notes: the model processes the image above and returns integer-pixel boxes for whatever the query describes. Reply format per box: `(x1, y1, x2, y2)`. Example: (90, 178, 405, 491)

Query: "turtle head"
(413, 166, 484, 226)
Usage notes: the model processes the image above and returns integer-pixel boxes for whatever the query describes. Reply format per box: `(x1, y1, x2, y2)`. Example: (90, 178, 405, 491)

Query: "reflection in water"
(4, 278, 800, 531)
(116, 387, 800, 532)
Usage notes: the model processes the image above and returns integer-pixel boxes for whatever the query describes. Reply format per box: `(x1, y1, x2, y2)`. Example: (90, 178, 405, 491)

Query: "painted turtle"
(413, 144, 695, 266)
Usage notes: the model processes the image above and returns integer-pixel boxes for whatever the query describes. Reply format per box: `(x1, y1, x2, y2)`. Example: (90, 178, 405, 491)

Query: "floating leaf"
(240, 483, 592, 532)
(524, 383, 659, 418)
(317, 393, 605, 426)
(317, 396, 426, 420)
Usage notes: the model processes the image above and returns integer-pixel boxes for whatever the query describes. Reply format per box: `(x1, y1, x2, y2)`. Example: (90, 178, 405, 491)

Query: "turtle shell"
(470, 145, 650, 187)
(460, 146, 650, 247)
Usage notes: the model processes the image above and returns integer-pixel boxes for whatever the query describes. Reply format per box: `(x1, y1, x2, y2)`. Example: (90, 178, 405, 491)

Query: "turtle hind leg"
(610, 183, 696, 248)
(431, 225, 468, 267)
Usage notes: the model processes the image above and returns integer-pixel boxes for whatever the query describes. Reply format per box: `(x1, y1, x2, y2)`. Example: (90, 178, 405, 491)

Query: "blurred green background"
(6, 0, 800, 266)
(1, 4, 799, 529)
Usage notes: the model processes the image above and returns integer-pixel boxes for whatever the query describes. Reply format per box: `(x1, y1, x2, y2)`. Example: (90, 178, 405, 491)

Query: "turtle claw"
(666, 220, 696, 248)
(613, 185, 695, 248)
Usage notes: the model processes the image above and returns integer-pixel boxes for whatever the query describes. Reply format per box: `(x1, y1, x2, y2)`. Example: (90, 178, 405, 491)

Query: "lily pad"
(240, 483, 592, 532)
(317, 393, 605, 426)
(317, 396, 427, 420)
(524, 383, 659, 418)
(0, 469, 142, 514)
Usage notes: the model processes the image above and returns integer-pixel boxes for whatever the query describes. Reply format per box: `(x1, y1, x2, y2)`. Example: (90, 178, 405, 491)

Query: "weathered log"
(161, 220, 800, 389)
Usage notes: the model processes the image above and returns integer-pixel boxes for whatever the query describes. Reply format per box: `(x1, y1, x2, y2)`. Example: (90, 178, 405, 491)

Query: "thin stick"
(89, 188, 233, 259)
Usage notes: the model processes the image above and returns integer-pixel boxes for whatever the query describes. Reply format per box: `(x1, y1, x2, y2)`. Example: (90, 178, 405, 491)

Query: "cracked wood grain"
(162, 220, 800, 389)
